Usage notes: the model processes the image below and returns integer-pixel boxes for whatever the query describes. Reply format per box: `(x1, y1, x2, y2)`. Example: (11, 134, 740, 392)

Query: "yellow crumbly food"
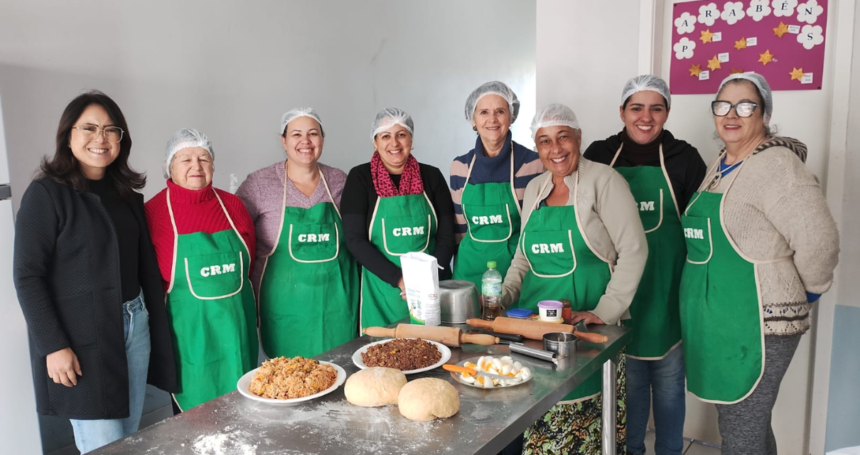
(249, 356, 338, 399)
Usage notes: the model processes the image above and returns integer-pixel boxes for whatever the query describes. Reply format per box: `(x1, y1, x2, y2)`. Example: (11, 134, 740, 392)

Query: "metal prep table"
(92, 323, 631, 455)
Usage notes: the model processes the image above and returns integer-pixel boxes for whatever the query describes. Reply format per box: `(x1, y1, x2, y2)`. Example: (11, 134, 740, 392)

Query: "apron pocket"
(288, 222, 339, 263)
(638, 188, 664, 233)
(683, 217, 713, 264)
(463, 203, 513, 242)
(380, 215, 432, 256)
(521, 230, 576, 278)
(184, 252, 245, 299)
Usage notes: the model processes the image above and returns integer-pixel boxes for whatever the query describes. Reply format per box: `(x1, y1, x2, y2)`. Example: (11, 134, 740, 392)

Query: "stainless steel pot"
(438, 280, 480, 323)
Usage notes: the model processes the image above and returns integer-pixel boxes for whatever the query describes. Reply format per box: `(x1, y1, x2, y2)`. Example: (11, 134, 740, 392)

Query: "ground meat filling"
(249, 356, 338, 399)
(361, 338, 442, 371)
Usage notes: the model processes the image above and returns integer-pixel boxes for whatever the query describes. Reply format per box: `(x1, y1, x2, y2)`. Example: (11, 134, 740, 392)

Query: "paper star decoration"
(707, 55, 722, 71)
(690, 63, 703, 77)
(708, 55, 722, 71)
(732, 68, 745, 74)
(790, 67, 805, 81)
(758, 50, 774, 66)
(734, 37, 747, 50)
(774, 22, 790, 38)
(700, 29, 715, 44)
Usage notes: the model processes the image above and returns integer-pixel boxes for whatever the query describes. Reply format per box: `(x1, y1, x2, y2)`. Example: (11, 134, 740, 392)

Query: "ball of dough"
(398, 378, 460, 421)
(345, 367, 407, 407)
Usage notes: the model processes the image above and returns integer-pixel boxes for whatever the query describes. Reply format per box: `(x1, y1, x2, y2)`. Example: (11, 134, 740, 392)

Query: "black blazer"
(13, 178, 178, 419)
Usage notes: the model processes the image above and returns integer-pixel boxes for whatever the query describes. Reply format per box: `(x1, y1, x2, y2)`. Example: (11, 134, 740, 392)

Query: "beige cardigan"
(501, 157, 648, 325)
(698, 138, 839, 336)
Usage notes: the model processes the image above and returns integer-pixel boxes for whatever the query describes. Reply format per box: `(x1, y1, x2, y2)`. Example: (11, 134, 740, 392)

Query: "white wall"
(536, 0, 642, 143)
(0, 95, 42, 454)
(0, 0, 536, 210)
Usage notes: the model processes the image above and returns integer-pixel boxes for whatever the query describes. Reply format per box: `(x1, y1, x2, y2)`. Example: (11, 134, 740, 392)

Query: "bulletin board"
(669, 0, 828, 94)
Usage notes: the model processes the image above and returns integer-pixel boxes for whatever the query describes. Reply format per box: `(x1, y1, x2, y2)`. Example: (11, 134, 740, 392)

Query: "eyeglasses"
(73, 124, 124, 143)
(711, 101, 758, 118)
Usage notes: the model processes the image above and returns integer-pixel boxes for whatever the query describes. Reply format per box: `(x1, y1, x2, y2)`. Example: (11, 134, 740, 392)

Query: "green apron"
(165, 188, 257, 411)
(679, 160, 765, 404)
(259, 169, 359, 358)
(360, 192, 437, 329)
(452, 149, 522, 290)
(517, 176, 612, 403)
(611, 145, 685, 359)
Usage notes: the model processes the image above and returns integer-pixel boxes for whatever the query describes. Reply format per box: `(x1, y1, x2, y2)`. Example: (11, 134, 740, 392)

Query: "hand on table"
(569, 311, 605, 326)
(46, 347, 81, 387)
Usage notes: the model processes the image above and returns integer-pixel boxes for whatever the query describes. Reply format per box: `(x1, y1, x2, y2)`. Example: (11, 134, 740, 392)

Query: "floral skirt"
(523, 353, 626, 455)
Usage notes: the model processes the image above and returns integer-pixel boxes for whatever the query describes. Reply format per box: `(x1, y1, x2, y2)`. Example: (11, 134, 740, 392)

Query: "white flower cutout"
(698, 3, 720, 26)
(797, 0, 824, 24)
(747, 0, 772, 21)
(721, 2, 746, 25)
(772, 0, 798, 17)
(674, 38, 696, 60)
(675, 12, 697, 35)
(797, 24, 824, 49)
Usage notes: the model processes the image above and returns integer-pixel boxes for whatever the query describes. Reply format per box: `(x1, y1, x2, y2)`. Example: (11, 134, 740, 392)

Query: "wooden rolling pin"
(364, 324, 499, 347)
(466, 317, 609, 344)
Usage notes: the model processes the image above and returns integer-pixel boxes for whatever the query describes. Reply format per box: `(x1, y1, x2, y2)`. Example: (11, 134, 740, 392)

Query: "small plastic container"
(506, 308, 533, 319)
(537, 300, 563, 323)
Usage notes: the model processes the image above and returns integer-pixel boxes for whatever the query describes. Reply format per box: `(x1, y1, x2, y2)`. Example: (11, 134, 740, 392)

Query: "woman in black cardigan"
(13, 91, 177, 454)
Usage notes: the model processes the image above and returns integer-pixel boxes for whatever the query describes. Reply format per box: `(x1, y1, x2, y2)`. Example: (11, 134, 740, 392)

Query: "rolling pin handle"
(574, 331, 609, 344)
(364, 327, 396, 338)
(460, 333, 500, 346)
(466, 318, 494, 329)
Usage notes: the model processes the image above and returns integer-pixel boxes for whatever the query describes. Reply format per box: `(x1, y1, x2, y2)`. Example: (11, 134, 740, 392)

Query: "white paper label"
(801, 73, 814, 84)
(788, 25, 801, 34)
(718, 53, 730, 62)
(747, 37, 758, 46)
(699, 71, 710, 81)
(713, 32, 723, 42)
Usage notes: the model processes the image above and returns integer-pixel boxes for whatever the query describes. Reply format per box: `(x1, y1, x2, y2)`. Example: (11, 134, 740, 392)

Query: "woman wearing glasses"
(680, 72, 838, 454)
(583, 75, 706, 455)
(13, 91, 177, 453)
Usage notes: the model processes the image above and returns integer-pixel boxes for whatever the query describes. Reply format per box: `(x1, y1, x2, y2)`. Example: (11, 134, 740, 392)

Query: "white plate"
(449, 356, 533, 389)
(352, 338, 452, 374)
(236, 360, 346, 406)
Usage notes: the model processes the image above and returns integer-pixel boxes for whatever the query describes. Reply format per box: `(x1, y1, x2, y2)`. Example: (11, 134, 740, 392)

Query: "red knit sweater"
(145, 179, 256, 292)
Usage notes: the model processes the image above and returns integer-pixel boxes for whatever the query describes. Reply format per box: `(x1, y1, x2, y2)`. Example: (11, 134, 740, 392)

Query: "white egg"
(476, 357, 487, 369)
(501, 356, 513, 364)
(488, 367, 500, 376)
(483, 378, 494, 388)
(491, 358, 503, 371)
(509, 376, 522, 384)
(513, 361, 523, 371)
(499, 379, 509, 387)
(501, 364, 513, 375)
(521, 368, 532, 380)
(491, 378, 500, 386)
(461, 373, 476, 384)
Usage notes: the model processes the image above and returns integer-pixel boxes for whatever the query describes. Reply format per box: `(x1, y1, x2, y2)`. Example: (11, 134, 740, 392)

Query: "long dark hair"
(40, 90, 145, 200)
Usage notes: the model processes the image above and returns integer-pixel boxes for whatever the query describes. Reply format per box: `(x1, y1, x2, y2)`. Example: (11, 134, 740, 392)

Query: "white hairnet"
(621, 75, 672, 107)
(164, 128, 213, 179)
(717, 72, 773, 122)
(464, 81, 521, 124)
(530, 104, 581, 140)
(370, 108, 414, 141)
(280, 107, 324, 136)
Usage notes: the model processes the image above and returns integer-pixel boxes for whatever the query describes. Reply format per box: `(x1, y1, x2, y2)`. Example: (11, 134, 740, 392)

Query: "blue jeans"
(626, 345, 686, 455)
(70, 291, 151, 454)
